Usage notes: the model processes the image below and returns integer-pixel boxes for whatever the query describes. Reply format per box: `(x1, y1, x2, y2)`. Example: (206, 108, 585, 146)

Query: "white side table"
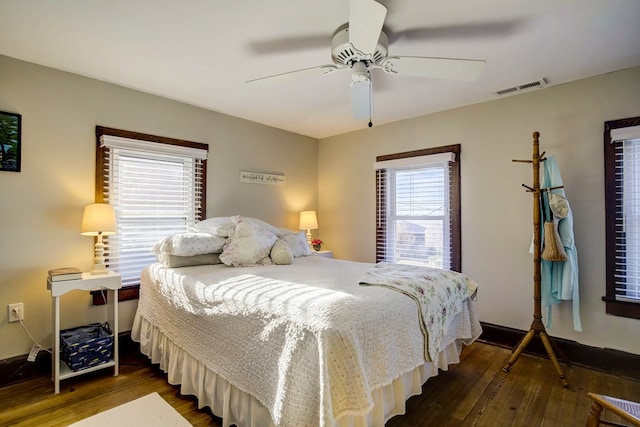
(314, 250, 334, 258)
(47, 271, 121, 394)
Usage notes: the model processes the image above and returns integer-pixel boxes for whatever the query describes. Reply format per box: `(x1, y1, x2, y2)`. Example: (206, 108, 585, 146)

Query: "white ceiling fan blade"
(351, 78, 372, 120)
(383, 57, 486, 81)
(349, 0, 387, 54)
(247, 65, 340, 85)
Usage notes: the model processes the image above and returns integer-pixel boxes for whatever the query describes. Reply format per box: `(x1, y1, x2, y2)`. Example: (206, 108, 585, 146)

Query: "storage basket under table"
(60, 322, 113, 371)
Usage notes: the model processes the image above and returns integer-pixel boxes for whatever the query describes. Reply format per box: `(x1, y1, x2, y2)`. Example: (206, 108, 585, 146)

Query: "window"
(604, 117, 640, 319)
(94, 127, 208, 300)
(375, 145, 461, 271)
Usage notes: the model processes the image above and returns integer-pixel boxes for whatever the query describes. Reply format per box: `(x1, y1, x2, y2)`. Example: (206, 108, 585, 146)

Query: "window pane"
(395, 168, 445, 216)
(392, 165, 448, 268)
(394, 219, 446, 268)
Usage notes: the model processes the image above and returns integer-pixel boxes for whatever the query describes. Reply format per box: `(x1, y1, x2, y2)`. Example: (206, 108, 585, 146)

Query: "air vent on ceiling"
(495, 78, 547, 96)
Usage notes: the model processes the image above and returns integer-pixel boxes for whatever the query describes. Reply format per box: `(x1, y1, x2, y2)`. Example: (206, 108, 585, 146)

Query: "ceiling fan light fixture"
(351, 61, 371, 84)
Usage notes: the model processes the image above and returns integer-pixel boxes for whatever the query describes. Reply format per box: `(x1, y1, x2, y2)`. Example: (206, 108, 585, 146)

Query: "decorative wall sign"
(240, 171, 285, 185)
(0, 110, 21, 172)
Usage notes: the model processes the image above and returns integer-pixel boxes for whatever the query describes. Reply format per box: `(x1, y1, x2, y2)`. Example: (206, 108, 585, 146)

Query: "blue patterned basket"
(60, 322, 113, 371)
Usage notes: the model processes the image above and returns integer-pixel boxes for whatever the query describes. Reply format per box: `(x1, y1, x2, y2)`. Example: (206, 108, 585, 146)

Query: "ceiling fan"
(247, 0, 487, 126)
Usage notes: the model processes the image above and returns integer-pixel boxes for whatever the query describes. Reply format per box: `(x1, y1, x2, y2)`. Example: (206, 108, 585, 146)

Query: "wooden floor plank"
(1, 342, 638, 426)
(445, 344, 509, 425)
(511, 357, 556, 426)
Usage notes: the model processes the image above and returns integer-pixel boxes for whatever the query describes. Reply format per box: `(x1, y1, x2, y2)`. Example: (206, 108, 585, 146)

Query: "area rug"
(69, 392, 192, 426)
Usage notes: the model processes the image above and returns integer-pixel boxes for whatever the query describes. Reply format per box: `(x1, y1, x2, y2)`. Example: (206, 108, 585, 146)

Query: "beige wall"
(318, 66, 640, 356)
(0, 55, 318, 360)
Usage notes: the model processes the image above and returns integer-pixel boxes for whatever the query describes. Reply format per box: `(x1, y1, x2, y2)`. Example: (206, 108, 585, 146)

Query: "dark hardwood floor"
(0, 341, 638, 426)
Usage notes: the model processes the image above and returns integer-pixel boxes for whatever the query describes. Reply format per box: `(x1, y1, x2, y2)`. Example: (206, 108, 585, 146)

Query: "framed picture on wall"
(0, 110, 21, 172)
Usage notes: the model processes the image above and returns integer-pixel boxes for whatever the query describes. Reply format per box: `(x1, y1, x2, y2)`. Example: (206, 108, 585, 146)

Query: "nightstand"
(47, 271, 121, 394)
(314, 250, 334, 258)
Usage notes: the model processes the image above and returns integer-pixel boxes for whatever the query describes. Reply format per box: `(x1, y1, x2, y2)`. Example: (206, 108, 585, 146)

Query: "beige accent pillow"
(158, 253, 221, 268)
(270, 238, 293, 265)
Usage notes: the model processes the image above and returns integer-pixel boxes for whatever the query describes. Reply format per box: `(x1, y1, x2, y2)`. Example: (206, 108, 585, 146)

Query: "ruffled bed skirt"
(132, 314, 463, 427)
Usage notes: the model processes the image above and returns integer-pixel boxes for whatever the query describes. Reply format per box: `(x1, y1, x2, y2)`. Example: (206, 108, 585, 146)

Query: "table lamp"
(299, 210, 318, 246)
(81, 203, 117, 275)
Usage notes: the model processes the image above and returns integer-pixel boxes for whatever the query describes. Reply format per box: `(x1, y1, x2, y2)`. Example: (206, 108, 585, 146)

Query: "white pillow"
(270, 238, 293, 265)
(192, 217, 235, 237)
(220, 220, 278, 267)
(152, 233, 226, 256)
(283, 231, 313, 257)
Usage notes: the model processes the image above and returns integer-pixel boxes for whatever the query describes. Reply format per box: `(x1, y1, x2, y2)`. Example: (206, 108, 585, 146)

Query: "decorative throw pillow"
(282, 231, 313, 257)
(152, 233, 226, 256)
(220, 220, 278, 267)
(270, 238, 293, 265)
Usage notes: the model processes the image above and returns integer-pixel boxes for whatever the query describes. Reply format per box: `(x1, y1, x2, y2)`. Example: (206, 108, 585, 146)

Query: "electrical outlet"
(8, 303, 24, 322)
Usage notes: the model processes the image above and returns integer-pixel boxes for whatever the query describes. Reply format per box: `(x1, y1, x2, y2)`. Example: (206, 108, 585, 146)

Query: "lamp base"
(90, 263, 108, 275)
(91, 236, 108, 275)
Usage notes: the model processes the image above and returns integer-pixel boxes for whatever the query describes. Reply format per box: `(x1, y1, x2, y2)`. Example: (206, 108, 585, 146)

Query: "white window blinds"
(375, 151, 456, 269)
(100, 135, 207, 286)
(612, 128, 640, 302)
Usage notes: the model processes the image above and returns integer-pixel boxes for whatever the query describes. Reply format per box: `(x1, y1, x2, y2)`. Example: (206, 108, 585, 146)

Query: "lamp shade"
(81, 203, 117, 236)
(299, 210, 318, 230)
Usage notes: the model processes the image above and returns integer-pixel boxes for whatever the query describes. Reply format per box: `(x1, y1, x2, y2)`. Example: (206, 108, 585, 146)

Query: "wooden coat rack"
(502, 131, 570, 388)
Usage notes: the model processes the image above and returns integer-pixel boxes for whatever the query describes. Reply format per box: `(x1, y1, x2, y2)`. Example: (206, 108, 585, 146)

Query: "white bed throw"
(135, 257, 481, 427)
(359, 262, 478, 362)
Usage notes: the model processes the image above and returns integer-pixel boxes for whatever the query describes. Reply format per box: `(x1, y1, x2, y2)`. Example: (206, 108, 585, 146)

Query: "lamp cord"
(18, 317, 52, 354)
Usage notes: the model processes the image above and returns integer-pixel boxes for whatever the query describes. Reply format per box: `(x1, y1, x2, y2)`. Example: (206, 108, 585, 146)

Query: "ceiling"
(1, 1, 640, 139)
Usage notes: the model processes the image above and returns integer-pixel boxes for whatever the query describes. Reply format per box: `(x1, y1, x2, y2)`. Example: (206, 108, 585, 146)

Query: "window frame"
(92, 126, 208, 304)
(604, 116, 640, 319)
(375, 144, 461, 272)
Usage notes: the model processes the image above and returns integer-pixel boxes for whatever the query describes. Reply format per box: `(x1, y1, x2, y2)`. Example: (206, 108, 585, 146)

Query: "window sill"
(602, 296, 640, 320)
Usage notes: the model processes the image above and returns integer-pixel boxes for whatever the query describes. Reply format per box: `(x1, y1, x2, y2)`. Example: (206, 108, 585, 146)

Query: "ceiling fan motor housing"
(331, 27, 388, 67)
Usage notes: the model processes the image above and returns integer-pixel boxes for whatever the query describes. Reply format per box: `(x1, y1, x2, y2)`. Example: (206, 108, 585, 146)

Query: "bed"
(131, 217, 482, 427)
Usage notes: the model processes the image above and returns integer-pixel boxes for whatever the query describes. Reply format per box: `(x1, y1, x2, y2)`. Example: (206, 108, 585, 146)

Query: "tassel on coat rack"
(542, 221, 568, 261)
(541, 190, 568, 262)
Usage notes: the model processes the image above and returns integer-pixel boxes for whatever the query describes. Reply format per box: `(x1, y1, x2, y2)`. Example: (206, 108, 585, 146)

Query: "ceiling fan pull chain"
(368, 78, 373, 128)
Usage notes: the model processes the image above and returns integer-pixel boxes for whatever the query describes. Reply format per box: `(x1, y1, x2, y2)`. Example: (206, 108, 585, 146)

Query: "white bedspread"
(135, 256, 481, 427)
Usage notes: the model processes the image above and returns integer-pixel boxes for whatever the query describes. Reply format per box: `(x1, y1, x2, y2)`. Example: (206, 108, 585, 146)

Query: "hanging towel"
(539, 156, 582, 331)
